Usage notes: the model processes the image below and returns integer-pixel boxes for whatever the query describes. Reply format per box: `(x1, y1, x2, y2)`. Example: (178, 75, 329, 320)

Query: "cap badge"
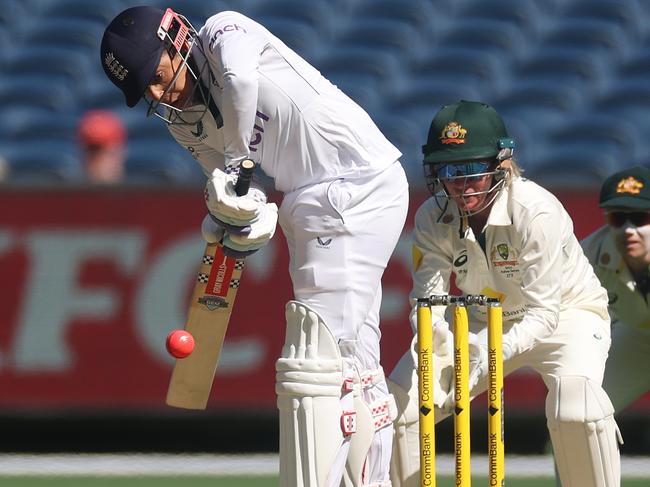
(104, 52, 129, 81)
(616, 176, 643, 195)
(439, 122, 467, 145)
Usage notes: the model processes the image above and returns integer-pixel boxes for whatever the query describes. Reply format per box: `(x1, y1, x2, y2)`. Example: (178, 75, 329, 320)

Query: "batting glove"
(204, 168, 270, 227)
(221, 202, 278, 255)
(200, 208, 278, 259)
(201, 213, 226, 243)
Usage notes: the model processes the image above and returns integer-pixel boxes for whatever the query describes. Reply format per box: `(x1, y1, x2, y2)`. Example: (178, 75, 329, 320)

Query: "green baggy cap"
(600, 166, 650, 210)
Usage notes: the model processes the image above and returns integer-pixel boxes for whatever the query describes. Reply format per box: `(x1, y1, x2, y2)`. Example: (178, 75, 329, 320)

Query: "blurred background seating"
(1, 0, 649, 188)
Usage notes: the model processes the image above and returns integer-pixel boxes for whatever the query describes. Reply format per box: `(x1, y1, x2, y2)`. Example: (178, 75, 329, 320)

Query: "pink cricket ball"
(166, 330, 195, 359)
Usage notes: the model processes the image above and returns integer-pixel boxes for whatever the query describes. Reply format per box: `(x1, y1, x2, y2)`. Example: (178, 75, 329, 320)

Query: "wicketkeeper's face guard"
(146, 9, 212, 125)
(424, 157, 510, 217)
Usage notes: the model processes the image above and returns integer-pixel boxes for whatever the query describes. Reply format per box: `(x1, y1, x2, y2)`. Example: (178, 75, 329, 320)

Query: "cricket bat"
(166, 160, 255, 409)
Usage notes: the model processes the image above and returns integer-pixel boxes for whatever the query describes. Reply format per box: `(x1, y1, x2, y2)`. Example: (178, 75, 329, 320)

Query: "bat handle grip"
(234, 159, 255, 196)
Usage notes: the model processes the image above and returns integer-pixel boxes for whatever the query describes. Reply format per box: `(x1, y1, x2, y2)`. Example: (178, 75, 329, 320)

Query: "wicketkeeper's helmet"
(422, 100, 516, 215)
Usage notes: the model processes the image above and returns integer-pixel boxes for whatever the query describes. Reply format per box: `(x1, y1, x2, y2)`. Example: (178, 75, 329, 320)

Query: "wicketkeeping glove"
(441, 332, 487, 414)
(432, 320, 454, 408)
(467, 332, 488, 393)
(440, 332, 515, 413)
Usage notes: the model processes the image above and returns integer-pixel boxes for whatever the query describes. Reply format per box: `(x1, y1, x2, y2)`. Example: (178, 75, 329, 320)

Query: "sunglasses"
(435, 161, 493, 179)
(606, 211, 650, 228)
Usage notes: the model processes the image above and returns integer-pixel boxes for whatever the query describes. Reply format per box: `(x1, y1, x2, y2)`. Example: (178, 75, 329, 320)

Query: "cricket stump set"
(417, 294, 504, 487)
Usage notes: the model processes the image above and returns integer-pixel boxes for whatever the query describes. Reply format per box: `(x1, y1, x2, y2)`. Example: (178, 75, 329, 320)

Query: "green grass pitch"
(2, 477, 648, 486)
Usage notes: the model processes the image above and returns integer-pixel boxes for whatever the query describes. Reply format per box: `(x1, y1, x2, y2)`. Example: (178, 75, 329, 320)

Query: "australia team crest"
(439, 122, 467, 145)
(490, 242, 520, 275)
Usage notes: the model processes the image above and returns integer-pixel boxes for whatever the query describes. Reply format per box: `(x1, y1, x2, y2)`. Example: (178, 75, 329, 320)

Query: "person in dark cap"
(582, 166, 650, 419)
(387, 100, 621, 487)
(100, 7, 408, 486)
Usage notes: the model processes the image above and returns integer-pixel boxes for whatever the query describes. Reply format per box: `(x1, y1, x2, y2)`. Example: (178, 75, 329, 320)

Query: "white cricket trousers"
(279, 160, 408, 484)
(279, 161, 408, 369)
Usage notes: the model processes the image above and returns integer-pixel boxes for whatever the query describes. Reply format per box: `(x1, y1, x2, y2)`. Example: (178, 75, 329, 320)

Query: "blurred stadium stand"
(1, 0, 649, 187)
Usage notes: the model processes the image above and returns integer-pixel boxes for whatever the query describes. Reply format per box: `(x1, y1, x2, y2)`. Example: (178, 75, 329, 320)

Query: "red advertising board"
(0, 187, 647, 414)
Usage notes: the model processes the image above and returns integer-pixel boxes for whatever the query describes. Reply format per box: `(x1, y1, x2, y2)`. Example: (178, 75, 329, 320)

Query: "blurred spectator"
(77, 110, 126, 184)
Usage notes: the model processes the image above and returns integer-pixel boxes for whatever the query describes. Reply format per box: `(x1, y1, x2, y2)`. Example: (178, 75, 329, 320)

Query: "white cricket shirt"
(410, 177, 609, 356)
(168, 10, 401, 192)
(582, 226, 650, 329)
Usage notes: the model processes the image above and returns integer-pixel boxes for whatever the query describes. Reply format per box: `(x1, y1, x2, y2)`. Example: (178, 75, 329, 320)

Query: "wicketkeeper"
(101, 7, 408, 486)
(387, 100, 621, 486)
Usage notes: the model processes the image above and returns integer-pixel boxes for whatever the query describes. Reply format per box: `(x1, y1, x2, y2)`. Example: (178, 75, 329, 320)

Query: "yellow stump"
(453, 303, 471, 487)
(487, 302, 505, 487)
(417, 298, 435, 487)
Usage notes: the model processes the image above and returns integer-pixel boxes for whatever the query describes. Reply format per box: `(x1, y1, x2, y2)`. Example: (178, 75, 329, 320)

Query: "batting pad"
(386, 376, 421, 487)
(276, 301, 350, 487)
(343, 371, 397, 487)
(546, 375, 622, 487)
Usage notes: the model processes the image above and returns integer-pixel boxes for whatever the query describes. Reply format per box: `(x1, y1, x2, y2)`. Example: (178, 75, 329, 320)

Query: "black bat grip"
(234, 159, 255, 196)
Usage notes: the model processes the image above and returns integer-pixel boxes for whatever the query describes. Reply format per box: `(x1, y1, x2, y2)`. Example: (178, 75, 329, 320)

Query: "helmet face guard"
(424, 154, 511, 217)
(146, 9, 212, 125)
